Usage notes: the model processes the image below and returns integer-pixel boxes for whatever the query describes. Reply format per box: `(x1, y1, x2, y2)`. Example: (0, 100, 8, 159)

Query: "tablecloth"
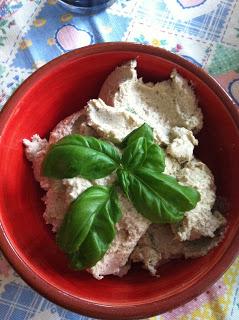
(0, 0, 239, 319)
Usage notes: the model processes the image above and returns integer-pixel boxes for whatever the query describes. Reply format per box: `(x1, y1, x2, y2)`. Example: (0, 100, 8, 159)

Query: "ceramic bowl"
(0, 43, 239, 319)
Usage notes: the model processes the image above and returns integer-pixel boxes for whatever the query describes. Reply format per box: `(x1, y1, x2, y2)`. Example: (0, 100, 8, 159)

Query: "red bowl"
(0, 43, 239, 319)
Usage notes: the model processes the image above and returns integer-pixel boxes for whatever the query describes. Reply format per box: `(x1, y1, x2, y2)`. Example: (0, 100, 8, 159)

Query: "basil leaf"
(42, 134, 121, 179)
(117, 168, 130, 197)
(57, 186, 122, 270)
(54, 135, 121, 163)
(122, 137, 148, 169)
(122, 138, 165, 174)
(136, 168, 200, 212)
(120, 123, 153, 148)
(117, 168, 200, 223)
(117, 169, 182, 223)
(141, 143, 165, 173)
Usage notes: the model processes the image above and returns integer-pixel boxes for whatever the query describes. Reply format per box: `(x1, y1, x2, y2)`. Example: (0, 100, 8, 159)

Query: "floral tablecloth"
(0, 0, 239, 319)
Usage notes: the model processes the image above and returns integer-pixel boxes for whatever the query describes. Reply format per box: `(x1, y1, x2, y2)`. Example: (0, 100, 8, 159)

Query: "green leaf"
(136, 168, 200, 212)
(42, 134, 121, 179)
(121, 122, 165, 172)
(117, 168, 200, 223)
(57, 186, 122, 269)
(122, 137, 148, 169)
(120, 123, 153, 148)
(122, 134, 165, 172)
(141, 143, 165, 173)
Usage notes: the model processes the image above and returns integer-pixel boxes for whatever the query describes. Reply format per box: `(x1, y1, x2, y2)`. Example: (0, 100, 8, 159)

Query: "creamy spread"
(99, 60, 203, 145)
(23, 60, 226, 279)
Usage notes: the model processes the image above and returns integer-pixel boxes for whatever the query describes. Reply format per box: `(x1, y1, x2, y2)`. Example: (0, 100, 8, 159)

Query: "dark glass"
(58, 0, 117, 14)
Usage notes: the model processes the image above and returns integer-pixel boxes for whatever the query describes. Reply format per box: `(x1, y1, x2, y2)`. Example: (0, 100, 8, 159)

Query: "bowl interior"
(0, 49, 239, 317)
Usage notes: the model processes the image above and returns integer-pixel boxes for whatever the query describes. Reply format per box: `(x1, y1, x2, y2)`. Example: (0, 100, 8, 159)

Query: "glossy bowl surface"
(0, 43, 239, 319)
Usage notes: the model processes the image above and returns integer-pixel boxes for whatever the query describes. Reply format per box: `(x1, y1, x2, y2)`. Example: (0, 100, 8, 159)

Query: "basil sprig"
(57, 186, 121, 270)
(42, 123, 200, 269)
(118, 126, 200, 223)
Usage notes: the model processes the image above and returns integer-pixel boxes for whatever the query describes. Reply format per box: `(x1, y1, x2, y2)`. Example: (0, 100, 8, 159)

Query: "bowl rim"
(0, 42, 239, 320)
